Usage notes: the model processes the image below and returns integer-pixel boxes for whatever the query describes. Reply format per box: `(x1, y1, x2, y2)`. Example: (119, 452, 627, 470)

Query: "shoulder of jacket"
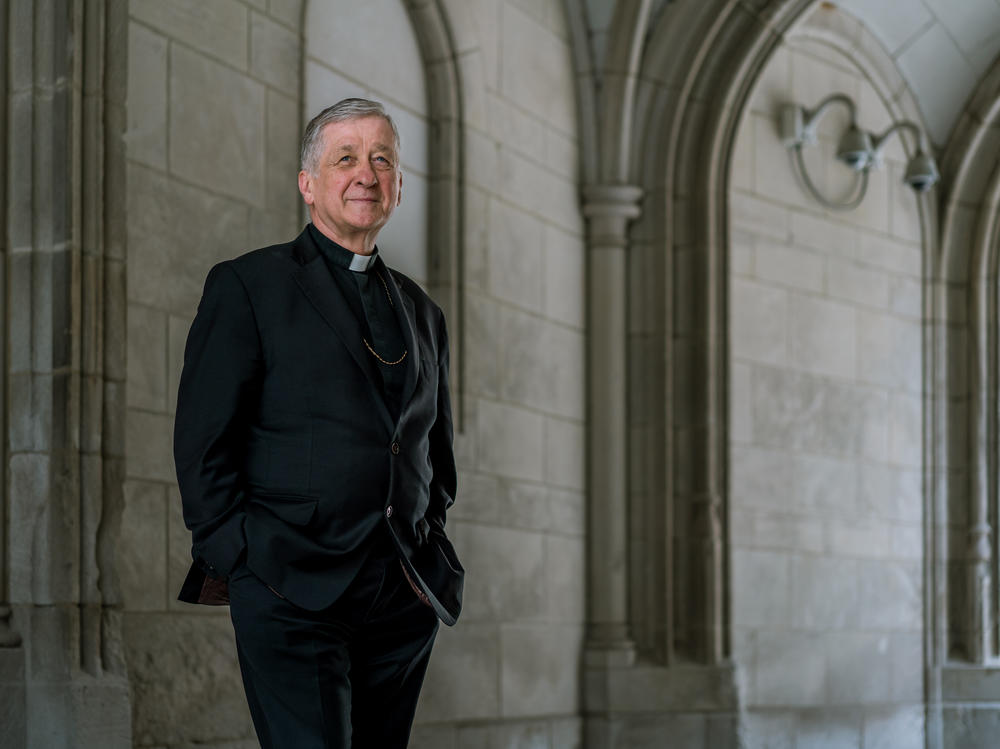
(389, 267, 442, 314)
(230, 240, 297, 268)
(218, 240, 299, 287)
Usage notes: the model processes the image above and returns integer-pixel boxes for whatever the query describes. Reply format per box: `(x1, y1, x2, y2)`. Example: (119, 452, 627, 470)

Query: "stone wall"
(120, 0, 585, 746)
(3, 0, 132, 746)
(122, 0, 302, 745)
(14, 0, 1000, 746)
(728, 19, 927, 749)
(410, 0, 587, 745)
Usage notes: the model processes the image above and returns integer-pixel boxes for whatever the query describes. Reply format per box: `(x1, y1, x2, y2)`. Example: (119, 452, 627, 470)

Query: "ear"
(298, 170, 314, 205)
(396, 171, 403, 207)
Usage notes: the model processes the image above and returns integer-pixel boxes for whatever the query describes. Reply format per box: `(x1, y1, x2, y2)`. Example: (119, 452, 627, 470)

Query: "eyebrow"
(329, 142, 395, 156)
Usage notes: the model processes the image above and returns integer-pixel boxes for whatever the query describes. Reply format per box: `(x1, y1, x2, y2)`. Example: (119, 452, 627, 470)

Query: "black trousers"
(227, 538, 439, 749)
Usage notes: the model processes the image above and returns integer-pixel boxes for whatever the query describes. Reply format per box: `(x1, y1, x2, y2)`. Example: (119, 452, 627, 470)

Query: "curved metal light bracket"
(803, 93, 856, 143)
(779, 94, 939, 209)
(870, 120, 923, 168)
(793, 144, 869, 211)
(780, 93, 870, 210)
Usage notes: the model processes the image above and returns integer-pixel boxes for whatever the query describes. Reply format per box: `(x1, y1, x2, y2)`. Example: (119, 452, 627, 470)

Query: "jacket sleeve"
(427, 310, 457, 530)
(173, 262, 263, 578)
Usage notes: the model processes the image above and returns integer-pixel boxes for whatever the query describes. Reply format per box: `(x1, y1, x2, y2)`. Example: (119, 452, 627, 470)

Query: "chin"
(349, 213, 386, 229)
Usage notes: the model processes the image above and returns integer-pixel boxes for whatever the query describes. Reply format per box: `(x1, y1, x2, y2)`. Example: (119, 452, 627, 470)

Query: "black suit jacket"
(173, 227, 463, 625)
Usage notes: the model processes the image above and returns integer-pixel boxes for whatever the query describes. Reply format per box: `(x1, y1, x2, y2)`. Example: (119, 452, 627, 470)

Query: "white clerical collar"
(349, 250, 378, 273)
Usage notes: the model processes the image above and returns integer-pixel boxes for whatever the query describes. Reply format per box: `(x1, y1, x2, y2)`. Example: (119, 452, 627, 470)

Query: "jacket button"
(391, 441, 400, 455)
(386, 505, 394, 518)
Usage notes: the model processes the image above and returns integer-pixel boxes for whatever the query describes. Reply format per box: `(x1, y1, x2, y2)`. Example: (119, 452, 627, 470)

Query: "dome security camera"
(835, 125, 873, 171)
(904, 151, 939, 192)
(839, 149, 869, 171)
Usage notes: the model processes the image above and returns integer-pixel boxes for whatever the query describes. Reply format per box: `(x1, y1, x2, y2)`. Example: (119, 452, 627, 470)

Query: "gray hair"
(300, 98, 401, 175)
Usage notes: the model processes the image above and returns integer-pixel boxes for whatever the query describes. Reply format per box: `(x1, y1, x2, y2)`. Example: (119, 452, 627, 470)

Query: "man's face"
(298, 116, 402, 254)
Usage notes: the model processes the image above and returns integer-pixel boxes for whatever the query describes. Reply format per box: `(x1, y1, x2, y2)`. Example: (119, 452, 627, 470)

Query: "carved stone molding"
(3, 0, 130, 743)
(583, 185, 644, 242)
(402, 0, 466, 429)
(937, 46, 1000, 675)
(583, 183, 643, 663)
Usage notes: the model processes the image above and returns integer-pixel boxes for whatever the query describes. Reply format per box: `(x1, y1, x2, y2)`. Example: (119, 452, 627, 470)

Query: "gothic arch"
(579, 4, 838, 742)
(564, 0, 654, 186)
(626, 0, 938, 660)
(934, 50, 1000, 696)
(399, 0, 465, 415)
(298, 0, 466, 419)
(579, 2, 941, 742)
(628, 0, 817, 666)
(613, 0, 946, 741)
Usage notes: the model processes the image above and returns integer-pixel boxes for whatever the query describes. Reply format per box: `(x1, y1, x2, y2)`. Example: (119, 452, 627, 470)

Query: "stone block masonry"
(728, 19, 928, 749)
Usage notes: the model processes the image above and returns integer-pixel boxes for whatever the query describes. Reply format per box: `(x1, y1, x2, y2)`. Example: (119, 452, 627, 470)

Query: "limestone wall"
(122, 0, 302, 745)
(728, 18, 926, 749)
(411, 0, 586, 745)
(120, 0, 585, 746)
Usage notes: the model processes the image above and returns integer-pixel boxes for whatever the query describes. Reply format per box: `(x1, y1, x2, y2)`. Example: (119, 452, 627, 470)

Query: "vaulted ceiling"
(574, 0, 1000, 151)
(832, 0, 1000, 145)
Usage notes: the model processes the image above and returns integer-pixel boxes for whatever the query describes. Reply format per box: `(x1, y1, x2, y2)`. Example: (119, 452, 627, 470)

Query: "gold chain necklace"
(362, 271, 408, 366)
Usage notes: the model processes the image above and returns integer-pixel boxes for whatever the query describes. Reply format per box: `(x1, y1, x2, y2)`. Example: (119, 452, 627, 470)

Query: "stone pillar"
(582, 184, 643, 662)
(4, 0, 130, 745)
(581, 182, 741, 749)
(691, 490, 726, 664)
(0, 3, 26, 745)
(965, 221, 995, 665)
(968, 406, 992, 663)
(966, 521, 991, 663)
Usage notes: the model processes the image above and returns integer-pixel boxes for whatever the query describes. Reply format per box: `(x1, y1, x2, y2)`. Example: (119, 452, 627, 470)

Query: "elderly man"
(173, 98, 463, 748)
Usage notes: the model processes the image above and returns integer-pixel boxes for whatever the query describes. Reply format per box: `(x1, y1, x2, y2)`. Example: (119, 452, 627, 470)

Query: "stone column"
(0, 3, 26, 745)
(583, 184, 643, 663)
(966, 223, 996, 664)
(4, 0, 130, 745)
(0, 0, 11, 653)
(968, 343, 993, 663)
(966, 521, 992, 663)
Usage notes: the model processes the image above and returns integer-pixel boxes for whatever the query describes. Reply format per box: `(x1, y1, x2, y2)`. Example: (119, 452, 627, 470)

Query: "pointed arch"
(401, 0, 465, 417)
(564, 0, 655, 185)
(934, 51, 1000, 732)
(625, 0, 815, 667)
(584, 0, 941, 741)
(301, 0, 466, 423)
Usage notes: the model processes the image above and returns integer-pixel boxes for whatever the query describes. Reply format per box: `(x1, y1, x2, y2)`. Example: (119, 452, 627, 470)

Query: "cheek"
(384, 181, 400, 206)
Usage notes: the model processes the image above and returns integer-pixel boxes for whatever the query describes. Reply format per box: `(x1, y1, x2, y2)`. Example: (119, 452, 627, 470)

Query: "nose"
(354, 161, 376, 186)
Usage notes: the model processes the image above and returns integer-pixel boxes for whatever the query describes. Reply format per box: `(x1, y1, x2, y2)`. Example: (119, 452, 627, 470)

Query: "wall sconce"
(779, 93, 939, 210)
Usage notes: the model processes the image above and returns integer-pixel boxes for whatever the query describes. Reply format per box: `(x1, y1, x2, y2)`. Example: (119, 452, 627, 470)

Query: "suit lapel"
(291, 236, 395, 432)
(378, 258, 420, 410)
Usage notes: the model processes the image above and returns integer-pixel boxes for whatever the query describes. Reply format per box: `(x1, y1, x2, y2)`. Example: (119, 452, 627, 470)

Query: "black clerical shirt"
(307, 223, 408, 420)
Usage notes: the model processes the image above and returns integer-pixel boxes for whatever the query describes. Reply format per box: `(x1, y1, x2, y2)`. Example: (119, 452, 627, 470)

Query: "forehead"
(321, 116, 397, 151)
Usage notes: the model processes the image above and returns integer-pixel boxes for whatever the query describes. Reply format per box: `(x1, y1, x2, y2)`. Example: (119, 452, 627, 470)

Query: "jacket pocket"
(430, 527, 464, 575)
(248, 492, 318, 526)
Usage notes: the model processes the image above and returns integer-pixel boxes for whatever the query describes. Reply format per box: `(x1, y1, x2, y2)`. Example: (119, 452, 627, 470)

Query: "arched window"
(303, 0, 464, 416)
(304, 0, 430, 284)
